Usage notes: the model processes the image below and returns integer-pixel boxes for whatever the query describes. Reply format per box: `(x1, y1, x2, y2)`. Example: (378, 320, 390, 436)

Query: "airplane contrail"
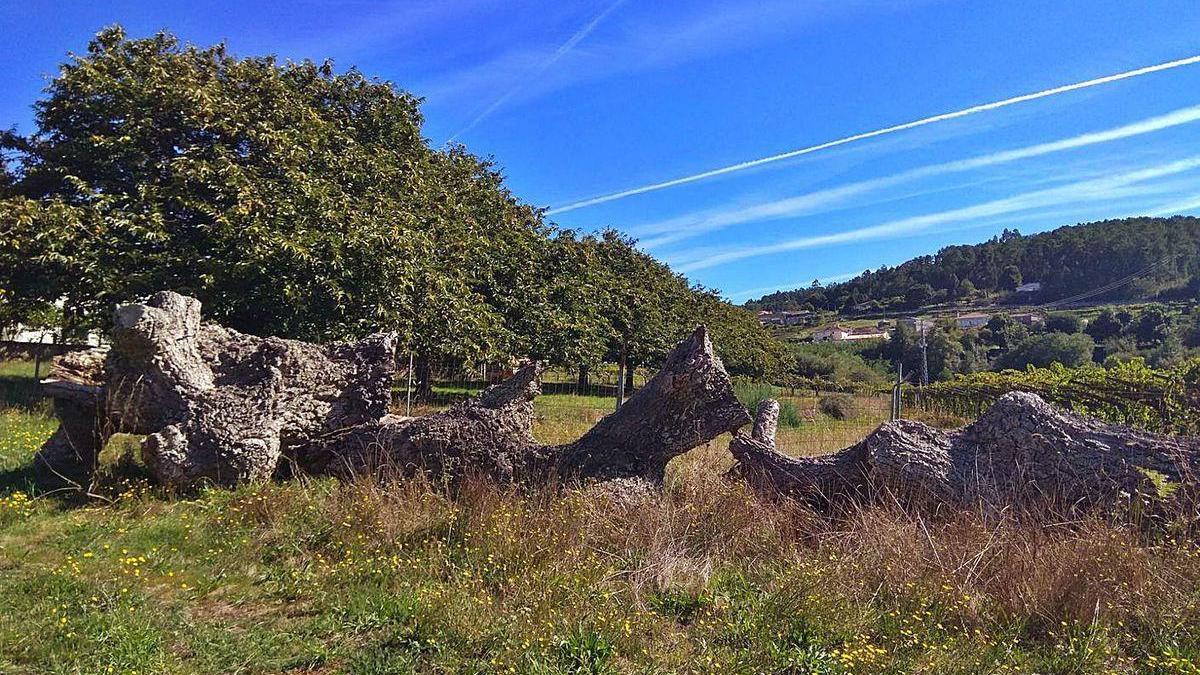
(671, 155, 1200, 273)
(446, 0, 628, 143)
(630, 103, 1200, 249)
(547, 53, 1200, 215)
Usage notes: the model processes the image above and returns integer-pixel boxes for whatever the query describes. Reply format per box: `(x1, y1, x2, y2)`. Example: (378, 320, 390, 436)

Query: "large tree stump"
(731, 391, 1200, 513)
(35, 291, 398, 488)
(295, 326, 752, 487)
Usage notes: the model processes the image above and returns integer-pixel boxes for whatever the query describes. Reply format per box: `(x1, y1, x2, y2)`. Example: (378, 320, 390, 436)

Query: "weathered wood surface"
(36, 291, 397, 488)
(38, 289, 1197, 513)
(296, 326, 751, 487)
(731, 391, 1200, 512)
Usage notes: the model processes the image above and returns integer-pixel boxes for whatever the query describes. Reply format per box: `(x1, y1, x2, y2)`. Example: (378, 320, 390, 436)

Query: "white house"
(812, 324, 889, 342)
(899, 317, 934, 334)
(1015, 281, 1042, 293)
(955, 312, 991, 329)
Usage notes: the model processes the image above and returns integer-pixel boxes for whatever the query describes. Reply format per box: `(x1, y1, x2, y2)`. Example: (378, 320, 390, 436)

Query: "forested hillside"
(748, 217, 1200, 312)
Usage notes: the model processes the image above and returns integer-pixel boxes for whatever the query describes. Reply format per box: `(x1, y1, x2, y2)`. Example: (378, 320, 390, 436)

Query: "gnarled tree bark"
(33, 347, 107, 487)
(731, 391, 1200, 512)
(294, 326, 751, 487)
(36, 292, 752, 492)
(35, 291, 398, 488)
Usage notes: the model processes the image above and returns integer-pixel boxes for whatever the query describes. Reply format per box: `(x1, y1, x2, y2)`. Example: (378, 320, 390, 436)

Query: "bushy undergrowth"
(734, 381, 803, 427)
(818, 393, 858, 421)
(1, 368, 1199, 673)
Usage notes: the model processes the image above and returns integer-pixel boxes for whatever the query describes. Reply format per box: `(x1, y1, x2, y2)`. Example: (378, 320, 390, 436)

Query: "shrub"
(734, 381, 803, 427)
(818, 393, 857, 420)
(1045, 312, 1083, 334)
(996, 332, 1094, 370)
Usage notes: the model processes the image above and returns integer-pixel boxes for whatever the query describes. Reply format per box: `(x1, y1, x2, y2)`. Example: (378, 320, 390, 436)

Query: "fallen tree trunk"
(294, 326, 751, 487)
(36, 292, 751, 491)
(36, 291, 398, 488)
(731, 391, 1200, 513)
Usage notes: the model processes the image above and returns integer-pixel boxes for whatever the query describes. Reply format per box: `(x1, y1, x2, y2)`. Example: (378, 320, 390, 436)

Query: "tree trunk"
(413, 354, 433, 401)
(624, 361, 635, 395)
(615, 352, 626, 411)
(731, 391, 1200, 513)
(36, 292, 398, 489)
(33, 347, 107, 488)
(295, 326, 751, 487)
(577, 364, 589, 391)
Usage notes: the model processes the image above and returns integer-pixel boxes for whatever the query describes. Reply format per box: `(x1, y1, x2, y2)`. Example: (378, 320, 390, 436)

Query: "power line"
(1037, 254, 1182, 309)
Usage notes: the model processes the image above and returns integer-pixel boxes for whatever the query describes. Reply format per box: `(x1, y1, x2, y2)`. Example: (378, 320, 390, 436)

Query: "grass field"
(2, 362, 1199, 673)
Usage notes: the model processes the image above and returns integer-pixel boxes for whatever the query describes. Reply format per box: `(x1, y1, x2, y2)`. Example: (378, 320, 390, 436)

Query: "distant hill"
(745, 216, 1200, 313)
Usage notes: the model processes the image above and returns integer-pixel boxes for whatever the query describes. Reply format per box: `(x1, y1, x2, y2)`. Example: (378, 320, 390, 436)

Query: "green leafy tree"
(1, 27, 787, 389)
(903, 283, 934, 309)
(924, 328, 965, 381)
(1135, 304, 1173, 347)
(885, 322, 916, 369)
(1183, 311, 1200, 349)
(1044, 312, 1082, 334)
(997, 332, 1095, 370)
(3, 26, 521, 348)
(1000, 265, 1023, 291)
(983, 313, 1029, 354)
(1086, 308, 1125, 342)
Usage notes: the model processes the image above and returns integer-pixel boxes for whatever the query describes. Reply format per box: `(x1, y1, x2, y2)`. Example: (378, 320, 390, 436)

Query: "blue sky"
(4, 1, 1200, 302)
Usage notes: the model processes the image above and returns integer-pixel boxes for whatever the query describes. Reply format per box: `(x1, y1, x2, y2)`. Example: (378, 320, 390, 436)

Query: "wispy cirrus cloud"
(444, 0, 629, 142)
(1149, 193, 1200, 217)
(420, 1, 905, 119)
(630, 104, 1200, 249)
(669, 156, 1200, 273)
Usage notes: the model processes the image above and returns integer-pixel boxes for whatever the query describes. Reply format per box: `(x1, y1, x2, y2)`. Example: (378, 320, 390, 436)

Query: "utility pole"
(919, 325, 929, 388)
(615, 339, 627, 411)
(405, 352, 414, 416)
(891, 362, 903, 421)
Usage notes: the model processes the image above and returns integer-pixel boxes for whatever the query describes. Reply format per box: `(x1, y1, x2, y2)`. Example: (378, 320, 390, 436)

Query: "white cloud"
(445, 0, 629, 142)
(420, 1, 904, 114)
(1148, 193, 1200, 216)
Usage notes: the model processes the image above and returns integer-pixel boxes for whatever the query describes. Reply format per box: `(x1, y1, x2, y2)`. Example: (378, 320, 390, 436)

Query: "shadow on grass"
(0, 461, 38, 496)
(0, 375, 43, 411)
(0, 428, 155, 506)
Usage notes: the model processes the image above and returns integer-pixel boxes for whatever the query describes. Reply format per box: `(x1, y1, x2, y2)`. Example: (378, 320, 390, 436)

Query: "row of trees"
(749, 220, 1200, 313)
(0, 27, 783, 387)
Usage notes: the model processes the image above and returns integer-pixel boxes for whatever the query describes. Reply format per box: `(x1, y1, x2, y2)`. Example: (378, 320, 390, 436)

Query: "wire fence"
(389, 355, 898, 456)
(391, 356, 653, 413)
(16, 346, 1187, 460)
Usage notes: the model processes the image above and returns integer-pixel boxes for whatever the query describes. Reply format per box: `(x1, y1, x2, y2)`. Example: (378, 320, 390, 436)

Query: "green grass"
(0, 360, 43, 412)
(3, 364, 1199, 673)
(0, 361, 37, 378)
